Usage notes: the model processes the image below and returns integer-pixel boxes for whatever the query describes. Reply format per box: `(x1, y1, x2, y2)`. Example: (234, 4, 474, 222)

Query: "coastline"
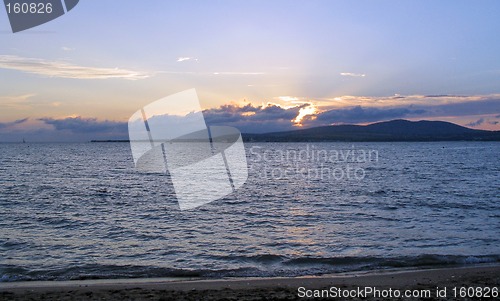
(1, 264, 499, 300)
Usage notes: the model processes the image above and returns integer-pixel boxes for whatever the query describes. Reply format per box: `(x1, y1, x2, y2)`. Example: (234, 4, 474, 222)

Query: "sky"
(1, 0, 499, 141)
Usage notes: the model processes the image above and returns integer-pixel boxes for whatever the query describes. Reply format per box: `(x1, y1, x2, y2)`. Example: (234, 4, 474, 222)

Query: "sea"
(0, 142, 499, 282)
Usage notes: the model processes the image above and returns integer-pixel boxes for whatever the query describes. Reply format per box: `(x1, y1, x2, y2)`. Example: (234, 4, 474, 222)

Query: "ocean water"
(0, 142, 499, 282)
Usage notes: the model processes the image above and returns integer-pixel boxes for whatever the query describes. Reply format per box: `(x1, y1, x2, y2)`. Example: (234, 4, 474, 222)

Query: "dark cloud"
(424, 94, 465, 98)
(39, 117, 128, 137)
(39, 117, 128, 141)
(0, 118, 29, 129)
(201, 104, 258, 124)
(302, 106, 425, 126)
(466, 118, 485, 127)
(489, 121, 499, 125)
(203, 103, 305, 133)
(421, 99, 500, 117)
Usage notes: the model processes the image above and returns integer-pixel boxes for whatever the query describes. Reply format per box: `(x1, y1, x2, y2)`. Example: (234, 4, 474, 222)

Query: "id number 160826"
(5, 2, 53, 14)
(452, 287, 498, 298)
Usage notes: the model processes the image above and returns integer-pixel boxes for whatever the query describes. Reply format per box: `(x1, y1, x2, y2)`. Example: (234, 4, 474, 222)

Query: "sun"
(293, 104, 317, 126)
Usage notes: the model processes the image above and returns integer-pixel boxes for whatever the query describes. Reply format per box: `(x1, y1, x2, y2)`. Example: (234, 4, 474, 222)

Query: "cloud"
(61, 46, 74, 51)
(0, 55, 150, 80)
(176, 57, 197, 62)
(316, 94, 500, 116)
(203, 103, 305, 133)
(318, 94, 493, 109)
(212, 72, 264, 75)
(1, 93, 65, 110)
(0, 94, 36, 109)
(0, 93, 36, 101)
(304, 94, 500, 128)
(156, 70, 264, 76)
(0, 117, 129, 142)
(340, 72, 366, 77)
(294, 104, 317, 124)
(302, 106, 425, 126)
(424, 94, 463, 98)
(0, 118, 29, 129)
(466, 118, 485, 127)
(39, 117, 127, 134)
(9, 106, 304, 139)
(489, 121, 499, 125)
(415, 99, 500, 118)
(276, 96, 300, 102)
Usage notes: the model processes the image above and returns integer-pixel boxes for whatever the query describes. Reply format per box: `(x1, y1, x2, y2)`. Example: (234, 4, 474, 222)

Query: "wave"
(1, 254, 499, 282)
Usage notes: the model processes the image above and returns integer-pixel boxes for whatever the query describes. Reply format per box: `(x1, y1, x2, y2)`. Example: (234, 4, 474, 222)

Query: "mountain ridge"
(241, 119, 500, 142)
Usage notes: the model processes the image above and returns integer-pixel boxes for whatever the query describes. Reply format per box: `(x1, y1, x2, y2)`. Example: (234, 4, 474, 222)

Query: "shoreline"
(1, 264, 499, 300)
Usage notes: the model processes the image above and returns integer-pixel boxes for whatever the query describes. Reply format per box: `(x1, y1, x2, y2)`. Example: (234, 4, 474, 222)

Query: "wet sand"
(1, 265, 499, 300)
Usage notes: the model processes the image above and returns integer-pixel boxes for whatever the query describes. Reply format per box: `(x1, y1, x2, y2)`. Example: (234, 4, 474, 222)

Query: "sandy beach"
(1, 265, 498, 300)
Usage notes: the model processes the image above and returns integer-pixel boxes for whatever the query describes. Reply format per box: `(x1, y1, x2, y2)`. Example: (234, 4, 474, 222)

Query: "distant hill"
(242, 120, 500, 142)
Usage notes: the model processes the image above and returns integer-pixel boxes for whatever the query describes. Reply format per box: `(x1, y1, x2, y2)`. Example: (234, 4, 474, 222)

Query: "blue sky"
(1, 0, 499, 141)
